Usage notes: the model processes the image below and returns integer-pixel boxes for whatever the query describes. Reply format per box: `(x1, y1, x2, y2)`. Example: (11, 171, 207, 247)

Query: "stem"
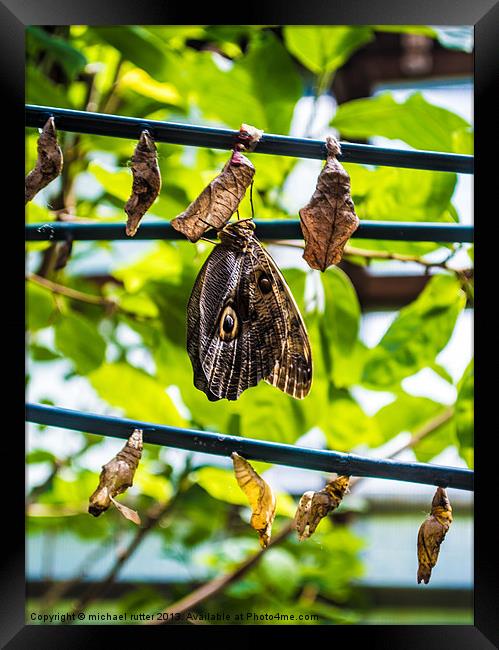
(28, 273, 110, 307)
(343, 244, 470, 272)
(26, 273, 154, 321)
(99, 56, 124, 115)
(268, 240, 473, 297)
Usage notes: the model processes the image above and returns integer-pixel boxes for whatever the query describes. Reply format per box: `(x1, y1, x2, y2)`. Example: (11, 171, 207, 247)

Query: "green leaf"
(26, 283, 56, 331)
(413, 418, 456, 463)
(119, 67, 183, 107)
(134, 471, 173, 502)
(374, 393, 450, 445)
(321, 390, 381, 451)
(88, 161, 183, 219)
(54, 313, 106, 374)
(258, 548, 301, 598)
(25, 66, 73, 109)
(283, 26, 373, 76)
(322, 267, 360, 357)
(238, 383, 308, 445)
(331, 92, 472, 153)
(92, 26, 171, 78)
(87, 160, 130, 201)
(88, 362, 186, 427)
(118, 293, 159, 318)
(345, 163, 457, 222)
(362, 274, 466, 389)
(113, 242, 183, 293)
(27, 26, 87, 80)
(29, 343, 61, 361)
(27, 449, 57, 464)
(455, 359, 473, 467)
(194, 31, 303, 134)
(430, 362, 454, 384)
(239, 31, 304, 134)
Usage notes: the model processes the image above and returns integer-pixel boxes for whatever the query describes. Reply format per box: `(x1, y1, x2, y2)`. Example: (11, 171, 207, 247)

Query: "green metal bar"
(26, 220, 474, 243)
(26, 404, 474, 491)
(26, 104, 474, 174)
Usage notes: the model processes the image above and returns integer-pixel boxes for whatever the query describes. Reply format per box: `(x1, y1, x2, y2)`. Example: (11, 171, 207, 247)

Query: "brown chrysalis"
(417, 486, 453, 584)
(124, 130, 161, 237)
(299, 136, 359, 271)
(171, 124, 263, 242)
(293, 474, 350, 540)
(88, 428, 143, 525)
(25, 117, 63, 204)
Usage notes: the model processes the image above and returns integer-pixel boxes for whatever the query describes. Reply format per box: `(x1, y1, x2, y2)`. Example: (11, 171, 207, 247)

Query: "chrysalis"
(171, 124, 262, 242)
(25, 117, 63, 204)
(232, 452, 276, 548)
(124, 130, 161, 237)
(417, 487, 453, 584)
(293, 474, 350, 540)
(88, 429, 143, 525)
(299, 136, 359, 271)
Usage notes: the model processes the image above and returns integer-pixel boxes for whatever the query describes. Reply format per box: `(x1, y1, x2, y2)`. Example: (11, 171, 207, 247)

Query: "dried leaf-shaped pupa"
(125, 130, 162, 237)
(25, 117, 63, 204)
(232, 452, 276, 548)
(417, 487, 453, 584)
(88, 429, 143, 525)
(171, 150, 255, 243)
(299, 136, 359, 271)
(293, 474, 350, 541)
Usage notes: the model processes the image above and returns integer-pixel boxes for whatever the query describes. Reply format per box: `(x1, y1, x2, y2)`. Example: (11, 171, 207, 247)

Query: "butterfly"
(187, 219, 312, 401)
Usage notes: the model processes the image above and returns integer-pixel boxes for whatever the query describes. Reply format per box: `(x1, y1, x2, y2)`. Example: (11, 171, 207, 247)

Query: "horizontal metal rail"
(26, 105, 474, 174)
(26, 404, 474, 491)
(26, 220, 474, 243)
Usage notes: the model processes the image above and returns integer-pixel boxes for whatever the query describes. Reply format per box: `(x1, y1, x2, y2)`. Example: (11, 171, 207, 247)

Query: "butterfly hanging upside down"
(187, 219, 313, 401)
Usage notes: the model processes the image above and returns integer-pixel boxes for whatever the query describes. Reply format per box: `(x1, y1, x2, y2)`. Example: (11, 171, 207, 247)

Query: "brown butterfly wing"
(187, 244, 277, 400)
(187, 235, 312, 401)
(256, 245, 312, 399)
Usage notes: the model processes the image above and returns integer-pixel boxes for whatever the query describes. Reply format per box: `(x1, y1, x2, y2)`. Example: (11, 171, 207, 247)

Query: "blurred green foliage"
(26, 25, 473, 624)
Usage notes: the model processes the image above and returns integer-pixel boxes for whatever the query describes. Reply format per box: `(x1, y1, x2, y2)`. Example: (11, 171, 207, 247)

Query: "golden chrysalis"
(231, 452, 276, 548)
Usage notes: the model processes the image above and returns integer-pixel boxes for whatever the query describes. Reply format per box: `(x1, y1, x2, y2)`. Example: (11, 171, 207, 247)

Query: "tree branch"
(26, 273, 154, 321)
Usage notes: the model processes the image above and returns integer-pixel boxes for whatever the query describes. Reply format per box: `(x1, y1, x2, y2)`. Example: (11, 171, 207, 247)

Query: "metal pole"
(26, 404, 474, 491)
(26, 105, 474, 174)
(26, 220, 474, 243)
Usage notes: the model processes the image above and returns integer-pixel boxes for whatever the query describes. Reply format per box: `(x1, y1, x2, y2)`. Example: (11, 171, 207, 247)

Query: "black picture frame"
(8, 1, 497, 647)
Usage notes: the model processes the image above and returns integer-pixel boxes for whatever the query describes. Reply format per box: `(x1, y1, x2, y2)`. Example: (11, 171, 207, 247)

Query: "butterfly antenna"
(249, 181, 255, 220)
(236, 209, 241, 221)
(200, 237, 216, 245)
